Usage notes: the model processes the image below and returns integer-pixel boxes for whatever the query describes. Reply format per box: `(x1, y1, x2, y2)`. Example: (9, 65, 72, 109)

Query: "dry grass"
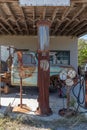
(50, 113, 87, 130)
(0, 117, 21, 130)
(0, 113, 87, 130)
(0, 117, 50, 130)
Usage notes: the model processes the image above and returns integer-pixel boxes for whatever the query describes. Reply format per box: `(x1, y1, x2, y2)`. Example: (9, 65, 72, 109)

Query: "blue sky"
(79, 34, 87, 40)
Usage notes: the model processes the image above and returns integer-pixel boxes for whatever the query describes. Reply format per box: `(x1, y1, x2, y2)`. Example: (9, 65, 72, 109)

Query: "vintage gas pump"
(36, 21, 52, 115)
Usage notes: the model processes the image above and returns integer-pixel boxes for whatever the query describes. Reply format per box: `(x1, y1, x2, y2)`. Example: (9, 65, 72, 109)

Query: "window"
(50, 51, 70, 65)
(22, 54, 36, 66)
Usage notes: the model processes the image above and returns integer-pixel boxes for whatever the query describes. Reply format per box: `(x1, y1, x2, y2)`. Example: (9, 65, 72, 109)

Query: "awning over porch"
(0, 0, 87, 37)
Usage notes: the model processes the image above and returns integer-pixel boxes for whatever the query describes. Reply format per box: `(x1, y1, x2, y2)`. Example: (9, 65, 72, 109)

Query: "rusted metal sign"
(19, 0, 70, 6)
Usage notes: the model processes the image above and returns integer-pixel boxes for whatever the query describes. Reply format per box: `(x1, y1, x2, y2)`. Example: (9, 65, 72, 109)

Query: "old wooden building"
(0, 0, 87, 69)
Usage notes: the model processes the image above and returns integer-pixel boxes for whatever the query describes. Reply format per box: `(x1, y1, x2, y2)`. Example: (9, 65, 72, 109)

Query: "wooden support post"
(36, 21, 52, 116)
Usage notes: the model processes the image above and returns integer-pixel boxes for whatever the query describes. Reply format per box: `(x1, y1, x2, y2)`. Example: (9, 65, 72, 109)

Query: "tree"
(78, 39, 87, 65)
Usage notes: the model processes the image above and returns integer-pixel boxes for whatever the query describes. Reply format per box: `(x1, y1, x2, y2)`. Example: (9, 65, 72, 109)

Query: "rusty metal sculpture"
(58, 68, 77, 116)
(13, 51, 31, 113)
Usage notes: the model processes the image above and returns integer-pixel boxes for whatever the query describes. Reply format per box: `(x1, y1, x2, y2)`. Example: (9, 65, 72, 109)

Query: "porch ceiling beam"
(75, 27, 87, 36)
(0, 30, 5, 34)
(20, 7, 29, 34)
(0, 1, 86, 36)
(51, 7, 59, 22)
(77, 31, 87, 37)
(60, 4, 86, 34)
(60, 19, 75, 35)
(49, 7, 59, 34)
(66, 18, 87, 35)
(61, 6, 71, 20)
(32, 7, 36, 35)
(63, 19, 79, 35)
(6, 3, 23, 34)
(0, 3, 17, 34)
(52, 18, 68, 35)
(0, 4, 17, 35)
(1, 18, 17, 34)
(33, 7, 35, 26)
(43, 7, 47, 20)
(72, 4, 86, 19)
(69, 21, 87, 35)
(0, 4, 7, 18)
(52, 3, 74, 35)
(0, 23, 11, 34)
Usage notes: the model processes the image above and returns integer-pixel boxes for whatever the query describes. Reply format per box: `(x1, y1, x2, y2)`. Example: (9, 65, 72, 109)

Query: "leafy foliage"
(78, 39, 87, 65)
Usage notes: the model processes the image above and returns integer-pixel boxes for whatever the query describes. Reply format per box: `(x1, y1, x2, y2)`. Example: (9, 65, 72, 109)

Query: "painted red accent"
(37, 20, 51, 27)
(17, 51, 23, 66)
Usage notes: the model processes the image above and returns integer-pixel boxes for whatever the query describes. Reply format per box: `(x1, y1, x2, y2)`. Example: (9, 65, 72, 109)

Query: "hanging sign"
(19, 0, 70, 6)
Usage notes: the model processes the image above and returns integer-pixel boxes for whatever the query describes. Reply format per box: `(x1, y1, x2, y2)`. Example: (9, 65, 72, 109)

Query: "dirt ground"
(0, 87, 87, 130)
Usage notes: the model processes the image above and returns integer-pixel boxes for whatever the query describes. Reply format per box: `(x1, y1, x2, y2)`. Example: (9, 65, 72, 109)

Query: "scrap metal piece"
(13, 104, 31, 114)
